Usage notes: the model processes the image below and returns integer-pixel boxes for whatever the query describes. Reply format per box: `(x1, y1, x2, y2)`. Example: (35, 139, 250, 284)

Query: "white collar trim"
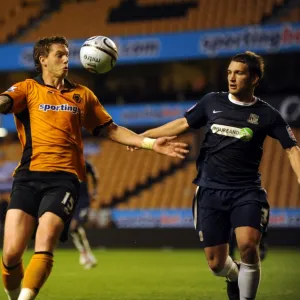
(228, 93, 257, 106)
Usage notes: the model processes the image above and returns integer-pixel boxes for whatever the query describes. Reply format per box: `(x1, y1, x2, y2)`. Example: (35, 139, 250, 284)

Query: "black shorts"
(192, 186, 270, 248)
(8, 171, 80, 242)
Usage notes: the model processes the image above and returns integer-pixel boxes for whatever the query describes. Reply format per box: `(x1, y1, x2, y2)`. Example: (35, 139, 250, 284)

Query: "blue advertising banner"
(111, 209, 194, 228)
(1, 101, 196, 131)
(0, 161, 18, 192)
(105, 102, 194, 127)
(0, 23, 300, 71)
(111, 208, 300, 228)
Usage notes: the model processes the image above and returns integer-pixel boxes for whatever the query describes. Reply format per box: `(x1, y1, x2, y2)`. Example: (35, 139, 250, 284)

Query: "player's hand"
(127, 145, 139, 151)
(153, 136, 189, 159)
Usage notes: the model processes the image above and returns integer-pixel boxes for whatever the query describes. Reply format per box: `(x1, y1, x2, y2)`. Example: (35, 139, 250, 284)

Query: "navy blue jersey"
(184, 92, 297, 189)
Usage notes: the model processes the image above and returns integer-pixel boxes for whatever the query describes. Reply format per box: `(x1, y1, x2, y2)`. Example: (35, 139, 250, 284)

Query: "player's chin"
(229, 88, 239, 96)
(62, 69, 68, 76)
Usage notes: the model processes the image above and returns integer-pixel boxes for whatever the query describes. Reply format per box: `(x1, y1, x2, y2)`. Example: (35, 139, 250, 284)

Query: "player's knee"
(2, 247, 23, 266)
(35, 232, 60, 252)
(70, 228, 78, 235)
(207, 257, 226, 273)
(70, 218, 79, 232)
(238, 240, 259, 264)
(35, 219, 64, 252)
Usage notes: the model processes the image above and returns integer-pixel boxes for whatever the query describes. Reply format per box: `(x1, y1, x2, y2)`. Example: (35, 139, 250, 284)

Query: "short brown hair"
(231, 51, 265, 83)
(33, 36, 69, 72)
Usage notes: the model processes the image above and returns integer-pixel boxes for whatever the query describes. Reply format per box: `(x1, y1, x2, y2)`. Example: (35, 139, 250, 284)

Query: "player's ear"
(252, 75, 259, 86)
(40, 56, 47, 68)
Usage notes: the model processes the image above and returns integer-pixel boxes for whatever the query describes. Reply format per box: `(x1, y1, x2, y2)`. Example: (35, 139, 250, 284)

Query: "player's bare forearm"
(286, 146, 300, 183)
(0, 95, 12, 114)
(103, 122, 145, 148)
(143, 118, 190, 138)
(102, 122, 189, 159)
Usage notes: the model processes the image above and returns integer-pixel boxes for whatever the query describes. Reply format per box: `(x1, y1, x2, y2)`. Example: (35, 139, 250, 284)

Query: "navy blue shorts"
(192, 187, 270, 248)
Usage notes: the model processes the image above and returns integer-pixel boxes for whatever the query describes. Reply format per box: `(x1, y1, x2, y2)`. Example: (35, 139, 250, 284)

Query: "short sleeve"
(1, 81, 27, 114)
(184, 93, 211, 129)
(83, 90, 113, 135)
(267, 109, 297, 149)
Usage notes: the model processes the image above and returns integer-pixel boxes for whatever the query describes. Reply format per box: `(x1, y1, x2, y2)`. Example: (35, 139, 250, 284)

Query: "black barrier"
(0, 228, 299, 249)
(58, 228, 300, 249)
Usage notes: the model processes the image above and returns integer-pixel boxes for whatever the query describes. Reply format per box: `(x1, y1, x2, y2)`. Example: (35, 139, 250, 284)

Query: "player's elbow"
(175, 117, 190, 134)
(105, 122, 119, 139)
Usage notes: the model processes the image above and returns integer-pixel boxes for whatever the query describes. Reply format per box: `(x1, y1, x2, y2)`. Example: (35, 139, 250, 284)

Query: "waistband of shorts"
(14, 170, 79, 182)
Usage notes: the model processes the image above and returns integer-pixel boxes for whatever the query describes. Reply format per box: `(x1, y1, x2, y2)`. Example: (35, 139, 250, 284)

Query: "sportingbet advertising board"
(111, 208, 300, 228)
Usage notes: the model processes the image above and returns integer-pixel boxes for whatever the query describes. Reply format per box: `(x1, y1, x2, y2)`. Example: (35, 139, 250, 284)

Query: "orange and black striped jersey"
(1, 75, 112, 181)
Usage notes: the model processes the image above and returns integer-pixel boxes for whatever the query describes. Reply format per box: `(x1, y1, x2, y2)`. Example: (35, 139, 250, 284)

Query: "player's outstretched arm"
(127, 117, 190, 152)
(0, 95, 12, 114)
(286, 146, 300, 184)
(142, 117, 190, 138)
(102, 122, 189, 159)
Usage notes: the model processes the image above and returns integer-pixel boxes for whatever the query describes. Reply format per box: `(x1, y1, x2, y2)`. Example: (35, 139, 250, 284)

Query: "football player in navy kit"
(135, 51, 300, 300)
(70, 160, 98, 269)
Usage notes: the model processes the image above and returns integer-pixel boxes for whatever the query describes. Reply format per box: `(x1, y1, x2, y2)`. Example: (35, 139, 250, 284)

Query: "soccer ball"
(80, 36, 118, 74)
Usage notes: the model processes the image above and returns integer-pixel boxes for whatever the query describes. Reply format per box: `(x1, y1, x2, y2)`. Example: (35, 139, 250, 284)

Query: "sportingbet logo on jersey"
(211, 124, 253, 142)
(39, 103, 79, 114)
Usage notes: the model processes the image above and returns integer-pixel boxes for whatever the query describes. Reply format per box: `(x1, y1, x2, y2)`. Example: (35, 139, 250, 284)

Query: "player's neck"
(42, 73, 65, 91)
(230, 92, 254, 104)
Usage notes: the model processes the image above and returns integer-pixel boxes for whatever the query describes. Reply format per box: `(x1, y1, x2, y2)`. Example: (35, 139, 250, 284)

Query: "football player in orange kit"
(0, 36, 189, 300)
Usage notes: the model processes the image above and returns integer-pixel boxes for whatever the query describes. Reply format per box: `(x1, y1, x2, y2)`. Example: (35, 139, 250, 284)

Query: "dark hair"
(33, 36, 69, 73)
(231, 51, 265, 83)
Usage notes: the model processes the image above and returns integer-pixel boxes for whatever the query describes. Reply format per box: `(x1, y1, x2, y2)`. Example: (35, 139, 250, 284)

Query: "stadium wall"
(1, 228, 299, 249)
(83, 228, 300, 248)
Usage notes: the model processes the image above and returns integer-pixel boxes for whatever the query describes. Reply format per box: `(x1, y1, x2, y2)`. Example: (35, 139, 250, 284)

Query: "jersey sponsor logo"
(213, 110, 222, 113)
(211, 124, 240, 137)
(211, 124, 253, 141)
(6, 86, 17, 92)
(247, 113, 259, 125)
(286, 125, 297, 142)
(39, 103, 79, 114)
